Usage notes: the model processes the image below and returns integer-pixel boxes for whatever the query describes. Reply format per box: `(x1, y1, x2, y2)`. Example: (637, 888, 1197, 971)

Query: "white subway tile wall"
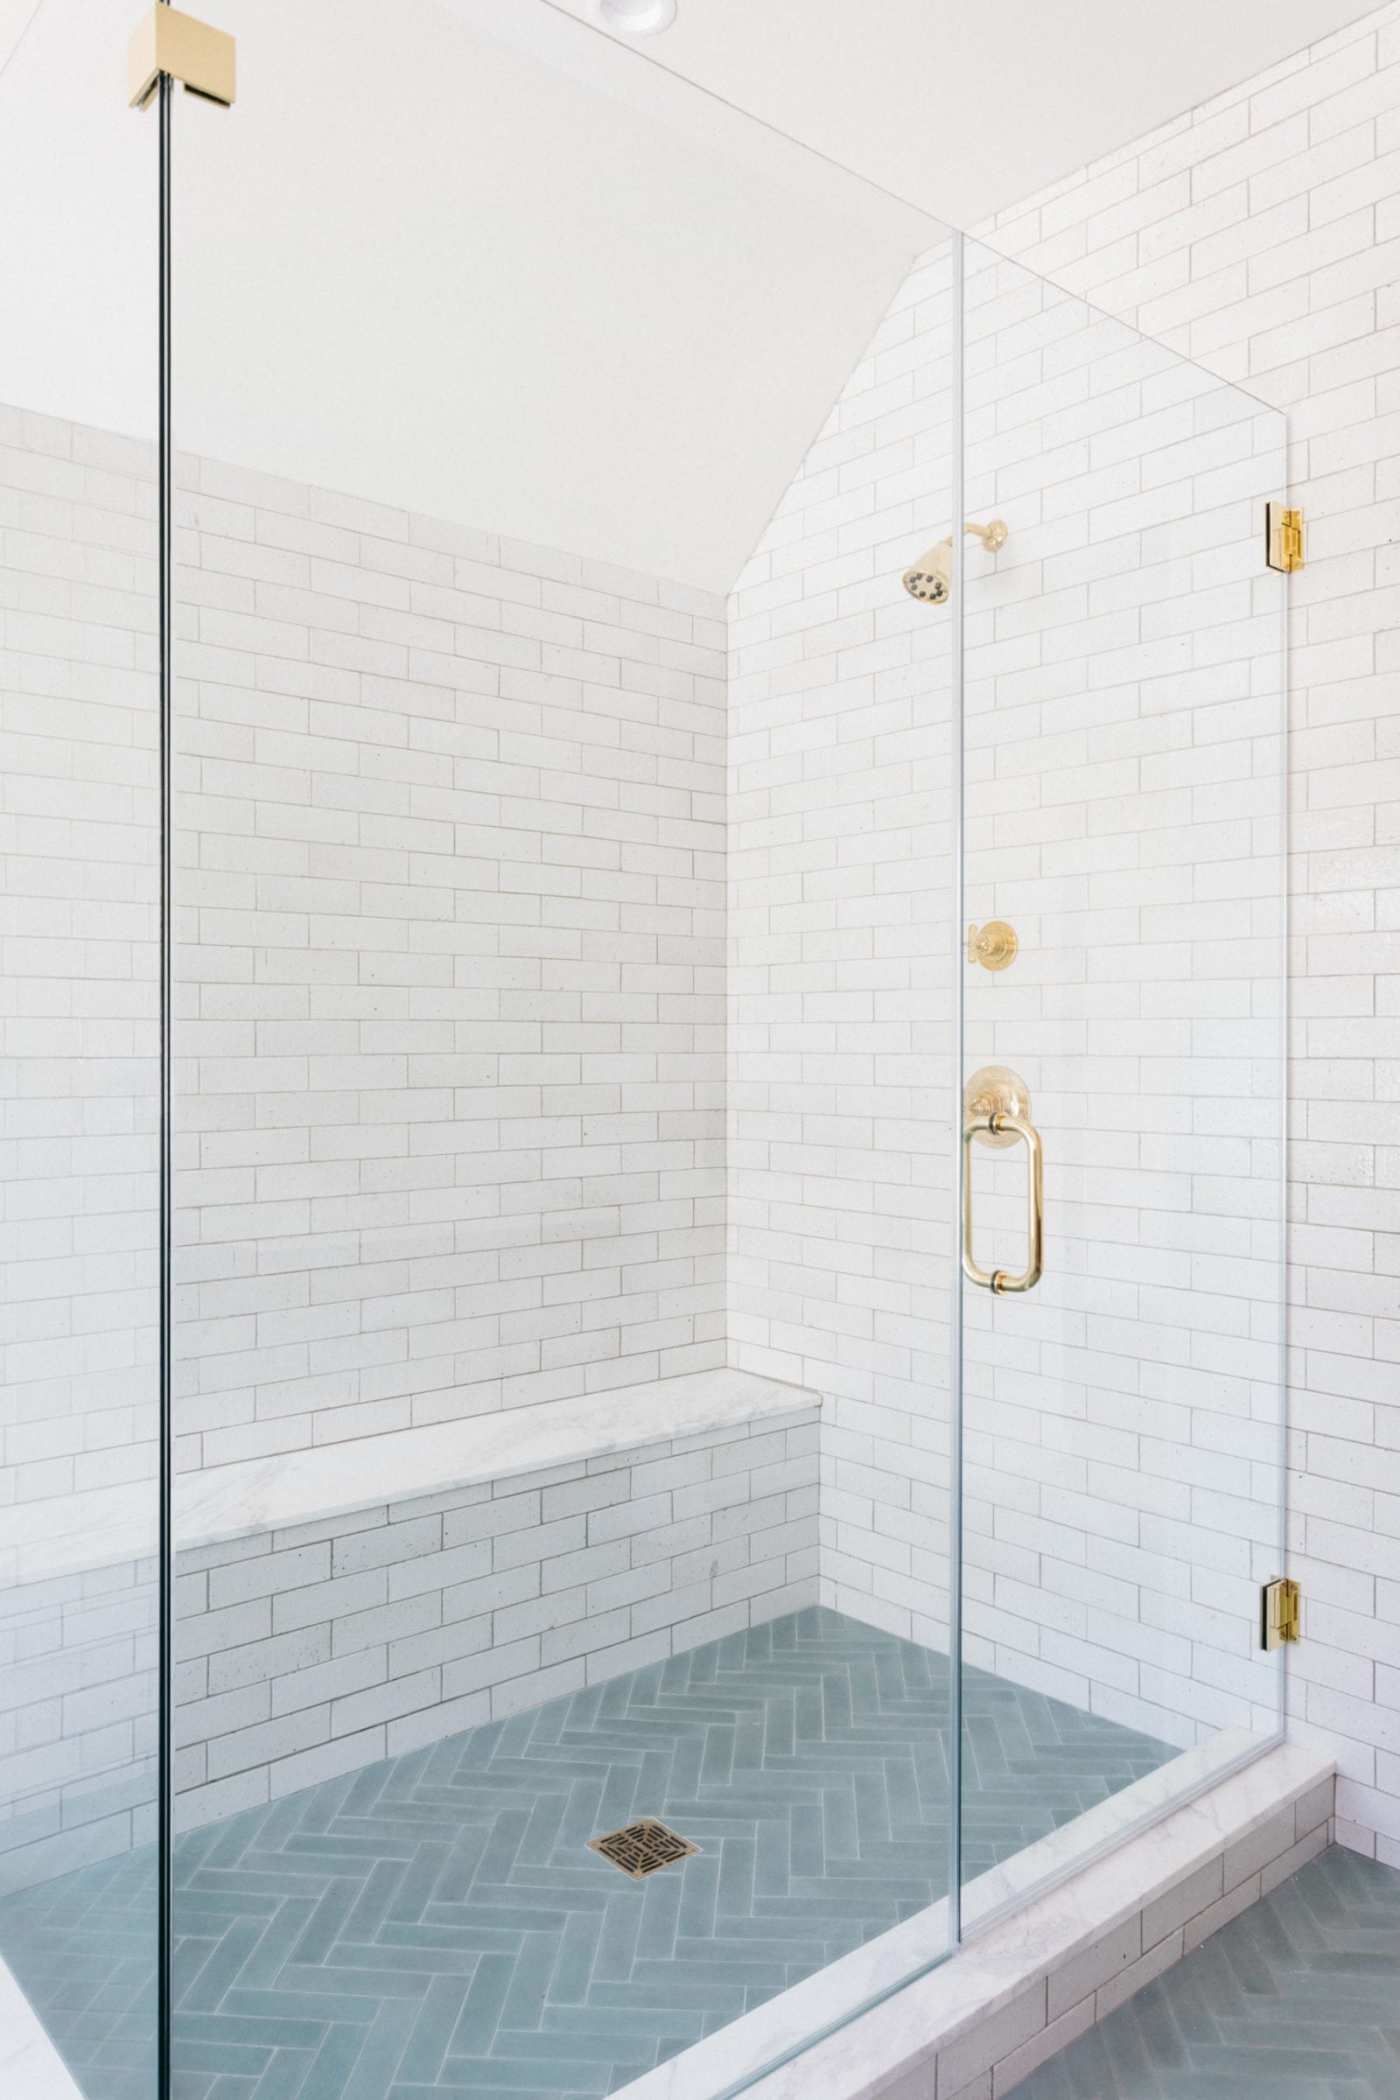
(173, 456, 729, 1463)
(0, 408, 161, 1527)
(726, 258, 959, 1658)
(958, 245, 1288, 1753)
(0, 414, 732, 1870)
(727, 240, 1290, 1762)
(974, 0, 1400, 1870)
(0, 409, 728, 1541)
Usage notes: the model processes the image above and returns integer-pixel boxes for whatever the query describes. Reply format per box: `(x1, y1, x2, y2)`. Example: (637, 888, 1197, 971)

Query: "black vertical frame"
(156, 48, 174, 2100)
(946, 226, 965, 1941)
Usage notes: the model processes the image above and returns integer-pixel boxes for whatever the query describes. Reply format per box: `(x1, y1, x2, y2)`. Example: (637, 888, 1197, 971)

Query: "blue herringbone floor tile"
(0, 1607, 1172, 2100)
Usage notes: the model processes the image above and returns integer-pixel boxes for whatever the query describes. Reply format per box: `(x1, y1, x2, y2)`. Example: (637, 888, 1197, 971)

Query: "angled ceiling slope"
(0, 0, 943, 592)
(550, 0, 1383, 232)
(1, 0, 1371, 590)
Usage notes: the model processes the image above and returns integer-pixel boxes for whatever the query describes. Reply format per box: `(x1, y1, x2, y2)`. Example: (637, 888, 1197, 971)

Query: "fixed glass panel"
(957, 236, 1287, 1926)
(172, 6, 960, 2097)
(0, 1, 162, 2093)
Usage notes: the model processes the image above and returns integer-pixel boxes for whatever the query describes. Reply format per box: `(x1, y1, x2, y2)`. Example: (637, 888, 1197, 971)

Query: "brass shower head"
(901, 542, 951, 604)
(901, 519, 1008, 605)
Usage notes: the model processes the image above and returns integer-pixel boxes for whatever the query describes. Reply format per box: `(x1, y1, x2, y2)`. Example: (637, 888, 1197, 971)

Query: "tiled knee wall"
(0, 1408, 818, 1892)
(891, 1774, 1335, 2100)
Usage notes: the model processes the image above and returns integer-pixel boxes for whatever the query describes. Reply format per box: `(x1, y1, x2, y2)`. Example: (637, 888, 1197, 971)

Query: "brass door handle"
(962, 1108, 1044, 1295)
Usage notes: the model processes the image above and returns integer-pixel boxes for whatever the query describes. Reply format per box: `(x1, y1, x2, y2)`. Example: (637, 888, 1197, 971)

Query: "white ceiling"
(0, 0, 1379, 588)
(0, 0, 40, 74)
(545, 0, 1382, 230)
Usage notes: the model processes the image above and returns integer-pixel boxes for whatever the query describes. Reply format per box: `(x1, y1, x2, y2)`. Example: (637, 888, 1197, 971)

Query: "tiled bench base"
(0, 1403, 819, 1893)
(175, 1404, 820, 1832)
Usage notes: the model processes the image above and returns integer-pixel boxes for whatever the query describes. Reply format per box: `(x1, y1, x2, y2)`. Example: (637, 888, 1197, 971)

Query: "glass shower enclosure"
(956, 236, 1289, 1924)
(0, 4, 1287, 2097)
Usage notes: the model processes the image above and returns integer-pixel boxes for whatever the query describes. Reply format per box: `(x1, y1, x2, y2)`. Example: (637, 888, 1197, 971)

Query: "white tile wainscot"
(0, 1371, 820, 1889)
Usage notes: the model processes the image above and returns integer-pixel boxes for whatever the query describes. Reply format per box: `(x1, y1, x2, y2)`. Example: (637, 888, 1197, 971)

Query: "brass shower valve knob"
(967, 920, 1018, 971)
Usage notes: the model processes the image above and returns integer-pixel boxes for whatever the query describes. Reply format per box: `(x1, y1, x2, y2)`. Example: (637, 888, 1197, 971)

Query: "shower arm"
(936, 518, 1009, 555)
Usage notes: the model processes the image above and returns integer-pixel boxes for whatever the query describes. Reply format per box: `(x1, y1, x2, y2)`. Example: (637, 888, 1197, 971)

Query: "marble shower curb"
(616, 1739, 1335, 2100)
(0, 1956, 82, 2099)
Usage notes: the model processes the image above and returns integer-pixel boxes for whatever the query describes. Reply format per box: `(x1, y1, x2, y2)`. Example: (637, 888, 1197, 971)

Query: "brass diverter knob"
(967, 920, 1017, 971)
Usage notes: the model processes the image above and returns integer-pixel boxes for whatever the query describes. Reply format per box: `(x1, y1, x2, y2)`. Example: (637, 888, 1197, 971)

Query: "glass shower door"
(955, 236, 1289, 1921)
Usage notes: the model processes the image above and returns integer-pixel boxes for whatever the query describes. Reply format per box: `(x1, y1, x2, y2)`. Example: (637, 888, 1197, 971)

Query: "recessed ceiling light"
(597, 0, 679, 35)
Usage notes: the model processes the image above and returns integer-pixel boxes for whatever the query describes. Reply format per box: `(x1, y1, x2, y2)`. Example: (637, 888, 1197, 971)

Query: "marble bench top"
(1, 1368, 821, 1589)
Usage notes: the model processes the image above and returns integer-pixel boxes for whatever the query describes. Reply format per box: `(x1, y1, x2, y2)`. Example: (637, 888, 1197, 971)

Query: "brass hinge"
(1265, 502, 1304, 573)
(129, 6, 236, 109)
(1261, 1576, 1301, 1650)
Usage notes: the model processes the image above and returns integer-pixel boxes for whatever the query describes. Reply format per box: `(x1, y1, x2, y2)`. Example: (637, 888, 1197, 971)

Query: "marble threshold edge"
(0, 1956, 83, 2100)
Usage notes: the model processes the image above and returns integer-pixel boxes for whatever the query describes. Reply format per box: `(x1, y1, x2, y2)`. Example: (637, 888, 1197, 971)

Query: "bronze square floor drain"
(588, 1818, 699, 1880)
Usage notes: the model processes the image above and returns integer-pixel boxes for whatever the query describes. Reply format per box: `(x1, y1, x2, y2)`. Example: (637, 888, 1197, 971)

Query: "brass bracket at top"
(129, 6, 236, 109)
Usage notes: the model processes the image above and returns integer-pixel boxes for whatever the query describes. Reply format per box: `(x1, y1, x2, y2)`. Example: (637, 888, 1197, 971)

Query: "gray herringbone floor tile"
(0, 1607, 1172, 2100)
(1012, 1844, 1400, 2099)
